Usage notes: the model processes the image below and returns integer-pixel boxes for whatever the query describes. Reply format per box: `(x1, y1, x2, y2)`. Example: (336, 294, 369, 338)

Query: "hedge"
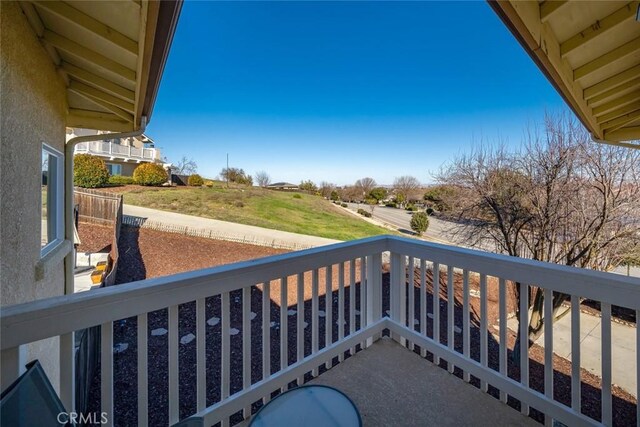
(188, 174, 204, 186)
(74, 154, 109, 188)
(133, 163, 167, 186)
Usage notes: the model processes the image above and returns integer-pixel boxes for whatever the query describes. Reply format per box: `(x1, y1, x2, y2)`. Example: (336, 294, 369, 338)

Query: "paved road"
(346, 203, 639, 277)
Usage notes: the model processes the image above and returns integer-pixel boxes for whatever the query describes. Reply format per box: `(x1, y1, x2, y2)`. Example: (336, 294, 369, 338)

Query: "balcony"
(75, 141, 159, 163)
(1, 236, 638, 426)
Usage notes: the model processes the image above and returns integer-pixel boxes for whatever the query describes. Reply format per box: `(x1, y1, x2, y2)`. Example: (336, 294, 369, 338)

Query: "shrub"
(293, 194, 302, 199)
(74, 154, 110, 188)
(405, 204, 417, 212)
(188, 174, 204, 186)
(385, 202, 397, 208)
(204, 180, 214, 188)
(108, 175, 134, 186)
(357, 208, 372, 218)
(410, 212, 429, 236)
(341, 203, 348, 208)
(426, 207, 434, 215)
(133, 163, 167, 186)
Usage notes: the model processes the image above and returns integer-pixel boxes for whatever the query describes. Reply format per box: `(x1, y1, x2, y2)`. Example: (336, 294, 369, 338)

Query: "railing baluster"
(311, 270, 319, 376)
(137, 313, 148, 427)
(168, 305, 179, 425)
(325, 265, 333, 369)
(60, 332, 75, 412)
(390, 253, 402, 343)
(338, 262, 345, 362)
(360, 257, 367, 335)
(221, 293, 230, 403)
(463, 270, 470, 382)
(296, 273, 304, 385)
(544, 288, 554, 427)
(447, 265, 454, 373)
(433, 262, 440, 365)
(242, 287, 251, 417)
(101, 321, 113, 427)
(571, 294, 581, 412)
(196, 299, 206, 412)
(349, 259, 356, 355)
(420, 259, 427, 358)
(262, 282, 271, 403)
(601, 302, 612, 426)
(637, 309, 639, 424)
(400, 255, 407, 347)
(519, 282, 529, 416)
(408, 256, 415, 351)
(480, 273, 488, 391)
(280, 277, 288, 381)
(499, 278, 507, 403)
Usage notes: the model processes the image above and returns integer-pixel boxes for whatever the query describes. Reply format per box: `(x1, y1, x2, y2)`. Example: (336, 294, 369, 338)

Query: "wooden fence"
(73, 187, 123, 286)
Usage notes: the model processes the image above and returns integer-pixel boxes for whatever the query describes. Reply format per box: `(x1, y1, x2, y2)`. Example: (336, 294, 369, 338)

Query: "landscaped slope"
(122, 184, 390, 240)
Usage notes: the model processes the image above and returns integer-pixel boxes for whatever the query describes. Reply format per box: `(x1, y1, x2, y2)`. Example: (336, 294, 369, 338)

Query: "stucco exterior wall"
(1, 1, 68, 388)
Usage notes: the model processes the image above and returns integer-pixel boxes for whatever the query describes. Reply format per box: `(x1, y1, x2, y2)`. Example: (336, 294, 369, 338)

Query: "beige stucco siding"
(1, 1, 68, 388)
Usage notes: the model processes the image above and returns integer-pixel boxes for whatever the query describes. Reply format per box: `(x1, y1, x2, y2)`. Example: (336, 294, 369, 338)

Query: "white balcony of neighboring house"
(74, 140, 161, 164)
(1, 236, 638, 427)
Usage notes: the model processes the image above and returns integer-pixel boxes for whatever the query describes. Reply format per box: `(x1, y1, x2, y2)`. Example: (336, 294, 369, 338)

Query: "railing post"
(109, 141, 112, 155)
(365, 252, 382, 347)
(1, 346, 26, 392)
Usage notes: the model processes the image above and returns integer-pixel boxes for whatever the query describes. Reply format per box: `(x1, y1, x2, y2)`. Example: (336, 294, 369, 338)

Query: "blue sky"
(148, 1, 567, 185)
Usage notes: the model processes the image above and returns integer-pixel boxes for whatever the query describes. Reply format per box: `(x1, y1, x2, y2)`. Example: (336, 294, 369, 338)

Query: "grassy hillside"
(122, 183, 391, 241)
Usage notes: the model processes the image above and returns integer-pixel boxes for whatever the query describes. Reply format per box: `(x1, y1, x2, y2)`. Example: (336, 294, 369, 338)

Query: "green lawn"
(122, 183, 392, 241)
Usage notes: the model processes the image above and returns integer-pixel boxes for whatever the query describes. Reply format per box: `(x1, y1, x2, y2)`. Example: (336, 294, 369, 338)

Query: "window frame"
(41, 143, 64, 258)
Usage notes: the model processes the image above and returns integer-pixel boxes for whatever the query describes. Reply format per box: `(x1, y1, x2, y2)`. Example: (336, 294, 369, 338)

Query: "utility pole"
(226, 153, 229, 188)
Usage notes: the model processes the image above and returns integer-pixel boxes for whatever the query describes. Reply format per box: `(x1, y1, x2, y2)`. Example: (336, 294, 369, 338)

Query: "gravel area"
(85, 232, 636, 426)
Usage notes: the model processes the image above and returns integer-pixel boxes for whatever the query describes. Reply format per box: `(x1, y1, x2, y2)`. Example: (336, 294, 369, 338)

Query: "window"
(41, 144, 64, 256)
(106, 163, 122, 176)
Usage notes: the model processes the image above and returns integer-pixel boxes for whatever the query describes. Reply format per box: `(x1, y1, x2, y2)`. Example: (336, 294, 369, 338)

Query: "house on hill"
(69, 128, 168, 177)
(267, 182, 299, 190)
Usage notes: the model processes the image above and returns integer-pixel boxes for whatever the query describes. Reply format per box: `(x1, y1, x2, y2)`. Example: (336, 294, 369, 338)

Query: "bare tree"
(355, 177, 376, 201)
(255, 171, 271, 188)
(393, 175, 421, 207)
(173, 156, 198, 175)
(319, 181, 336, 199)
(437, 112, 640, 358)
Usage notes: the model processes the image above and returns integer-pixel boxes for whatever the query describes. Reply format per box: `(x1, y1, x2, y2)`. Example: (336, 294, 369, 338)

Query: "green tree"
(410, 212, 429, 236)
(369, 187, 387, 203)
(299, 180, 318, 192)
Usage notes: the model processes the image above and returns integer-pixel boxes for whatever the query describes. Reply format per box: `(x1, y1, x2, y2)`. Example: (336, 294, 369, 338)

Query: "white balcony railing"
(1, 236, 638, 426)
(75, 141, 158, 161)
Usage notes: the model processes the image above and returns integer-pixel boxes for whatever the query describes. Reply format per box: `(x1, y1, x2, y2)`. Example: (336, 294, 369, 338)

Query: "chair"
(0, 360, 68, 426)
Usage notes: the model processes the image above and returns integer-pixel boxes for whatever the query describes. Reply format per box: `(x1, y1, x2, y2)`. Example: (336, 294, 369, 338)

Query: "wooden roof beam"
(584, 65, 640, 100)
(33, 1, 138, 55)
(69, 85, 134, 123)
(62, 63, 135, 102)
(69, 81, 135, 113)
(43, 30, 136, 82)
(601, 110, 640, 133)
(596, 102, 640, 124)
(592, 90, 640, 117)
(603, 126, 640, 143)
(560, 1, 638, 57)
(67, 109, 134, 132)
(540, 1, 569, 23)
(587, 77, 640, 106)
(573, 36, 640, 81)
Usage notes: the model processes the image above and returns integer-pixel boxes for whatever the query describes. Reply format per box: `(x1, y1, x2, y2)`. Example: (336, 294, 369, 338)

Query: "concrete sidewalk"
(123, 204, 341, 250)
(508, 310, 636, 397)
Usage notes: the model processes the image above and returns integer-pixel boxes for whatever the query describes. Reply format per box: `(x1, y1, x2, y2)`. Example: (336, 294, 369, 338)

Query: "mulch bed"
(84, 230, 637, 426)
(77, 222, 113, 254)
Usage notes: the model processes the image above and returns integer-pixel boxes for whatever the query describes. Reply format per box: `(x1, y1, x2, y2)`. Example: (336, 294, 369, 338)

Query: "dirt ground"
(76, 222, 113, 253)
(84, 228, 636, 426)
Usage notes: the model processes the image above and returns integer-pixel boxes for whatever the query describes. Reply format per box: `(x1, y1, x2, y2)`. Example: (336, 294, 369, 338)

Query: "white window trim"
(41, 143, 65, 258)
